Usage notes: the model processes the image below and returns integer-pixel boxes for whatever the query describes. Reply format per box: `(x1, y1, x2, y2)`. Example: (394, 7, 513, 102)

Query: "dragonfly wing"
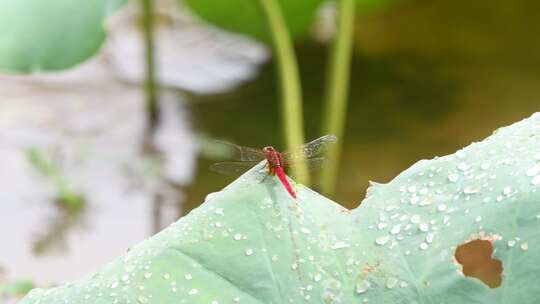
(283, 134, 337, 161)
(213, 140, 265, 162)
(287, 157, 326, 171)
(305, 157, 327, 170)
(209, 161, 260, 175)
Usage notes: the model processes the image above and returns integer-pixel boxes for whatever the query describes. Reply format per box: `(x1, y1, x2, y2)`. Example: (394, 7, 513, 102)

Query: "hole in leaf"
(454, 239, 503, 288)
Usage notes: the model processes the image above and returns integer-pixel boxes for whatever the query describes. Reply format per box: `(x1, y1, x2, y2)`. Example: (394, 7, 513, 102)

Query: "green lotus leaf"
(19, 113, 540, 303)
(0, 0, 125, 73)
(182, 0, 325, 42)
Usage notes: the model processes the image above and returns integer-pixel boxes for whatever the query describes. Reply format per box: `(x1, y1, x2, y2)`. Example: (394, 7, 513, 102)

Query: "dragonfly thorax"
(263, 146, 283, 168)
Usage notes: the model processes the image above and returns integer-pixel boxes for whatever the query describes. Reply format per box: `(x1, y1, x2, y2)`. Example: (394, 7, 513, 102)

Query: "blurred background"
(1, 0, 540, 301)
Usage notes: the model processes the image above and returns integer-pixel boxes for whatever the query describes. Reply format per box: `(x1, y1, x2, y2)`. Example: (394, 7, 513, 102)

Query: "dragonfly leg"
(267, 164, 276, 176)
(257, 164, 278, 184)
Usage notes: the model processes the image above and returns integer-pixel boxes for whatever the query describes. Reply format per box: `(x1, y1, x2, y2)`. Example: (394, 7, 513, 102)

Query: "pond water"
(0, 57, 196, 285)
(0, 0, 263, 290)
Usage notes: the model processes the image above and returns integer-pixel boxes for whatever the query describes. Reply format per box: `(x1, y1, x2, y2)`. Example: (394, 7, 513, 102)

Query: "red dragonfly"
(210, 135, 337, 199)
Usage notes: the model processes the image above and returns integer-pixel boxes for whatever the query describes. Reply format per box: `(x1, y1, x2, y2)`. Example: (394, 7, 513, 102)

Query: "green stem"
(320, 0, 355, 195)
(259, 0, 309, 185)
(141, 0, 159, 133)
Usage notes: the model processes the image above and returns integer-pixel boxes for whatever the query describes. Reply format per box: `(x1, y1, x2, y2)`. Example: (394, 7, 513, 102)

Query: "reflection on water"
(25, 148, 87, 255)
(0, 56, 196, 285)
(106, 0, 267, 93)
(32, 196, 86, 256)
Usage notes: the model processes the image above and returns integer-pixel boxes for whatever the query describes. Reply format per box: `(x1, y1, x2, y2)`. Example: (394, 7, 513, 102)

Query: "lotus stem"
(141, 0, 159, 134)
(320, 0, 355, 195)
(259, 0, 309, 185)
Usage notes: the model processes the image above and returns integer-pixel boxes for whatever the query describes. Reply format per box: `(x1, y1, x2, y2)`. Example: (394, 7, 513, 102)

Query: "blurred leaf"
(27, 148, 85, 211)
(182, 0, 325, 42)
(0, 0, 126, 73)
(19, 113, 540, 302)
(33, 201, 86, 255)
(357, 0, 398, 10)
(26, 149, 86, 255)
(27, 149, 56, 177)
(0, 280, 35, 297)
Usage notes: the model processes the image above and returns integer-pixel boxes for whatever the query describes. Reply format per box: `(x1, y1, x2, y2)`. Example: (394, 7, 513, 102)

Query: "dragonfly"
(210, 134, 337, 199)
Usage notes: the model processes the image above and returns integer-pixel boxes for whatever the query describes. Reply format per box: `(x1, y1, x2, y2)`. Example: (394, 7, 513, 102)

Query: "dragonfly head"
(262, 146, 280, 166)
(262, 146, 276, 154)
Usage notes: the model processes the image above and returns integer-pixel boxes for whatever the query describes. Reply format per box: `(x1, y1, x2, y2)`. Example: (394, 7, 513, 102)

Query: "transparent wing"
(285, 157, 327, 178)
(283, 134, 337, 162)
(302, 157, 326, 170)
(209, 161, 260, 175)
(213, 140, 265, 162)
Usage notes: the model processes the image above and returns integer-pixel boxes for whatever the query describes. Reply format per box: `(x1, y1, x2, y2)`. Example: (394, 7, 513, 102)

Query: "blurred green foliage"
(27, 149, 86, 255)
(0, 279, 34, 299)
(27, 149, 85, 211)
(183, 0, 325, 42)
(0, 0, 125, 72)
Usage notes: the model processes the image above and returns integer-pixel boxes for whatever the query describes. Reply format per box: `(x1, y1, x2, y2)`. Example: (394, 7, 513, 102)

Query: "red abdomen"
(275, 166, 296, 199)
